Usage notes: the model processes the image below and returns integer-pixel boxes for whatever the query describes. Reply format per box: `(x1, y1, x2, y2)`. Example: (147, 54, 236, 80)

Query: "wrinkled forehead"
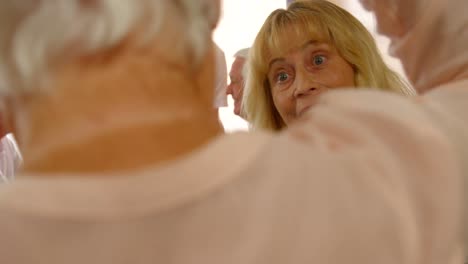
(265, 17, 331, 63)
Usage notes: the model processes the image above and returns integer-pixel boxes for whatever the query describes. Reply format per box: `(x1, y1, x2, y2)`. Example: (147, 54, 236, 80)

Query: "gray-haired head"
(232, 48, 250, 81)
(0, 0, 220, 94)
(234, 48, 250, 59)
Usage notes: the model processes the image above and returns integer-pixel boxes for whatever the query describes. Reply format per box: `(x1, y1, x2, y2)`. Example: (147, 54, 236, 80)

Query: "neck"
(21, 109, 223, 174)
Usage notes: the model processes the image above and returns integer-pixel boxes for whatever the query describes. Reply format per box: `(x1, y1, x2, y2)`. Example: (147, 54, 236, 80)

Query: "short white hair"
(232, 47, 250, 81)
(234, 48, 250, 59)
(0, 0, 219, 94)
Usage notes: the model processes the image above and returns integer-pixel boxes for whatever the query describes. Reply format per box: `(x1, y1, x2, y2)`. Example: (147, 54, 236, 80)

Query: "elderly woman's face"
(267, 41, 355, 125)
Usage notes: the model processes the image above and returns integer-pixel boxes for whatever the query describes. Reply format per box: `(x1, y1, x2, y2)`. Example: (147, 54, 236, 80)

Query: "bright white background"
(214, 0, 405, 132)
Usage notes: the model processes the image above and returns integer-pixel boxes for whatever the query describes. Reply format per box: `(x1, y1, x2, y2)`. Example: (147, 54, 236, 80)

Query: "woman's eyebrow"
(268, 40, 322, 67)
(268, 58, 285, 68)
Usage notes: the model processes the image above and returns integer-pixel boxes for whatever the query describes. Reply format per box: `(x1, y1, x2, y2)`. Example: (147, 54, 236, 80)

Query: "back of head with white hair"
(0, 0, 220, 94)
(233, 48, 250, 84)
(234, 48, 250, 59)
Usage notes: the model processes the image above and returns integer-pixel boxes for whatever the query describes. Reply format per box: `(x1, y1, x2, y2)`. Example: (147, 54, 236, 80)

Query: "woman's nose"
(293, 71, 320, 98)
(294, 86, 318, 98)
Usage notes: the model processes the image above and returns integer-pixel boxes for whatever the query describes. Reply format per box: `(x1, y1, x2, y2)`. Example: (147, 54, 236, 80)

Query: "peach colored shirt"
(0, 0, 466, 263)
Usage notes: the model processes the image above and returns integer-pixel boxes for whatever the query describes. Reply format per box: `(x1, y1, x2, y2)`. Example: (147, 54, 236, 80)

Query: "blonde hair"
(243, 0, 414, 131)
(0, 0, 219, 94)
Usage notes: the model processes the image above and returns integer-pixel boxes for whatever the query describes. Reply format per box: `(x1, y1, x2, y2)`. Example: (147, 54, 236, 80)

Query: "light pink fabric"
(0, 0, 466, 263)
(0, 94, 463, 263)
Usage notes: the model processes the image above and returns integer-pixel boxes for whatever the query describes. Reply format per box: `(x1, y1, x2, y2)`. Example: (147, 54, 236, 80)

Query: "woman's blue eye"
(277, 72, 289, 82)
(313, 55, 326, 66)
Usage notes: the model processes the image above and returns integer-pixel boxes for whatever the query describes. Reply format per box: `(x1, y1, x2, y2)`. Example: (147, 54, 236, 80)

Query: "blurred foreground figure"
(0, 0, 465, 263)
